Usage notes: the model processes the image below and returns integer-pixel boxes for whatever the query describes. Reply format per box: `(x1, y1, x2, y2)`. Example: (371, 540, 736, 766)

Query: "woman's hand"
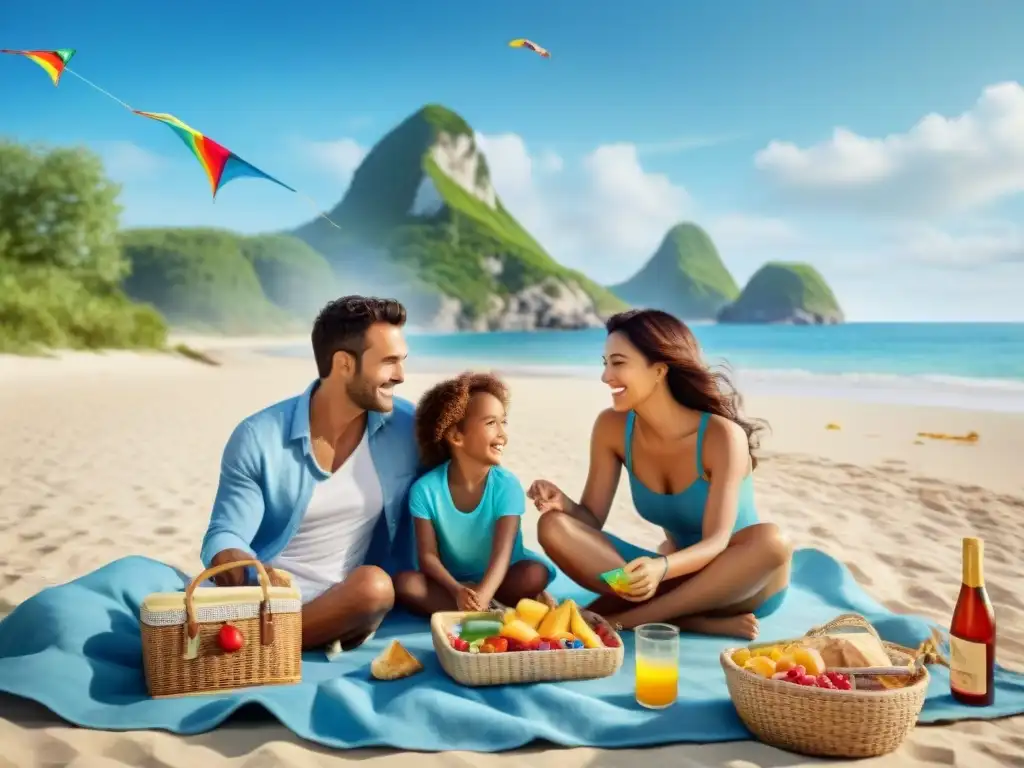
(527, 479, 569, 514)
(622, 556, 669, 602)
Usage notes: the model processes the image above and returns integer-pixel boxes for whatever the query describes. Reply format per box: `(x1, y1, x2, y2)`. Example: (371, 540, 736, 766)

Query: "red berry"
(457, 639, 471, 652)
(217, 624, 244, 653)
(603, 634, 620, 648)
(796, 674, 817, 686)
(815, 674, 835, 689)
(786, 665, 806, 679)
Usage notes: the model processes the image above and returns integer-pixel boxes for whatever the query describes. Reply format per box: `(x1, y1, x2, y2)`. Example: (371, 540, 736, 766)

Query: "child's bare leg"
(393, 570, 457, 616)
(494, 560, 552, 606)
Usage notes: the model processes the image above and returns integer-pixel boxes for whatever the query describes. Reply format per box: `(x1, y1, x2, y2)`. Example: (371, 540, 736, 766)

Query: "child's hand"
(455, 585, 482, 612)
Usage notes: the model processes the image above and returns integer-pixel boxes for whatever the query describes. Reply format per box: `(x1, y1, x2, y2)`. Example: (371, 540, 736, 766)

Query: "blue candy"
(571, 639, 585, 649)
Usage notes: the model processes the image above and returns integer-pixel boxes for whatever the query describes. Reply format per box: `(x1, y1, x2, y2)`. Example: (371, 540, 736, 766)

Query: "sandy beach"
(0, 345, 1021, 768)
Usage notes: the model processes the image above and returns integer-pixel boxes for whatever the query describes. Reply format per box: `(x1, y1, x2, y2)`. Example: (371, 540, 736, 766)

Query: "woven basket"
(431, 609, 624, 686)
(721, 613, 941, 758)
(140, 559, 303, 697)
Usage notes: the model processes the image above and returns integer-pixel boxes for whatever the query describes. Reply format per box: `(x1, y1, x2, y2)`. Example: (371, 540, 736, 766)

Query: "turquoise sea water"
(269, 323, 1024, 412)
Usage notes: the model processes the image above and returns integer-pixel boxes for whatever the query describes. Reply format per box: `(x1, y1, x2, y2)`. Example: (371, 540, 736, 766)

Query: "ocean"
(267, 323, 1024, 413)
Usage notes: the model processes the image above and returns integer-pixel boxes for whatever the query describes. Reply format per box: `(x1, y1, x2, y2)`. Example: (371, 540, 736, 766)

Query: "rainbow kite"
(508, 39, 550, 58)
(133, 110, 296, 199)
(1, 48, 75, 85)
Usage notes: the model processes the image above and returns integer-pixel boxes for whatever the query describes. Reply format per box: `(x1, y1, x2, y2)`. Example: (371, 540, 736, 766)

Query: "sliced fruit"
(502, 608, 518, 625)
(730, 648, 752, 667)
(537, 600, 573, 637)
(743, 656, 777, 678)
(514, 598, 551, 629)
(499, 618, 541, 645)
(792, 646, 828, 676)
(774, 654, 797, 673)
(568, 604, 604, 649)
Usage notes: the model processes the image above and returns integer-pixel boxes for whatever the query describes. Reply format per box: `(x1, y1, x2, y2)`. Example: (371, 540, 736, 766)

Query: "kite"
(1, 48, 75, 86)
(132, 110, 297, 199)
(508, 39, 550, 58)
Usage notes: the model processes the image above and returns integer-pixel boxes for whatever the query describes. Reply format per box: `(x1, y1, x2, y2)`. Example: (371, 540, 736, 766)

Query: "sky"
(5, 0, 1024, 321)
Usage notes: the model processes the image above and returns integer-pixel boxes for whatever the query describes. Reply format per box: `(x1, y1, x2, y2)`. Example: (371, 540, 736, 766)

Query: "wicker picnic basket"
(431, 609, 624, 686)
(140, 559, 303, 698)
(721, 613, 946, 758)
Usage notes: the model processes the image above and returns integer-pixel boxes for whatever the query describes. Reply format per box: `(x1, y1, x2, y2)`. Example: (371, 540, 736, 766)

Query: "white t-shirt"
(271, 429, 384, 603)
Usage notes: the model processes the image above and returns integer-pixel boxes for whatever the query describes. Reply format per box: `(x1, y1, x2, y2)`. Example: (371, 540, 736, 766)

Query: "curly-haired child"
(394, 372, 553, 614)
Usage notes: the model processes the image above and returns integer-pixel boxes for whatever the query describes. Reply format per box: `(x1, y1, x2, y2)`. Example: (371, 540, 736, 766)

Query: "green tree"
(0, 141, 167, 353)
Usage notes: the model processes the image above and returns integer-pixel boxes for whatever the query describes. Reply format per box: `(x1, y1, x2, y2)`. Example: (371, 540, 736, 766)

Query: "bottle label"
(950, 635, 988, 696)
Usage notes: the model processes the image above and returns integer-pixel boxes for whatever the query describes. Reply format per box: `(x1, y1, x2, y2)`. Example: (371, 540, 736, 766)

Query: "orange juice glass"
(634, 623, 679, 709)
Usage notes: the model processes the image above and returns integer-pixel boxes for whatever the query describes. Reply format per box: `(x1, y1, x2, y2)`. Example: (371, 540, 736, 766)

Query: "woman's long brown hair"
(606, 309, 768, 468)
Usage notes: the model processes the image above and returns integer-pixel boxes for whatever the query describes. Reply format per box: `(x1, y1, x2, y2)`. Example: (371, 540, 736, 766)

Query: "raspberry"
(815, 674, 835, 689)
(795, 674, 818, 686)
(786, 665, 806, 679)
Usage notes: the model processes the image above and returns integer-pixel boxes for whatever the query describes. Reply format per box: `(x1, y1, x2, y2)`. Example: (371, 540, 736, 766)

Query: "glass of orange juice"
(634, 623, 679, 709)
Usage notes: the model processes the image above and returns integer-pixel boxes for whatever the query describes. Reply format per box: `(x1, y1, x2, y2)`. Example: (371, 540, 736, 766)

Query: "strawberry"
(786, 665, 806, 679)
(795, 674, 818, 686)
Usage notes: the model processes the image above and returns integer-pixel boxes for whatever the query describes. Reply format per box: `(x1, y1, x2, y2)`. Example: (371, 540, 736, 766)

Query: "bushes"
(0, 140, 169, 354)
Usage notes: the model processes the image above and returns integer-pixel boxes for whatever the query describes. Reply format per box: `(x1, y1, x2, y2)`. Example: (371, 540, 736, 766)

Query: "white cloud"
(300, 138, 367, 180)
(754, 81, 1024, 216)
(475, 133, 691, 281)
(98, 141, 165, 180)
(883, 221, 1024, 268)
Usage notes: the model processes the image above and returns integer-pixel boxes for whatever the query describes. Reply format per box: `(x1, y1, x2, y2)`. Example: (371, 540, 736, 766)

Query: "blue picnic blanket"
(0, 549, 1021, 751)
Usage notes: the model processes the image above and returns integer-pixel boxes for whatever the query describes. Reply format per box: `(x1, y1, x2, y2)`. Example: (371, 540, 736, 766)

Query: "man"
(200, 296, 420, 652)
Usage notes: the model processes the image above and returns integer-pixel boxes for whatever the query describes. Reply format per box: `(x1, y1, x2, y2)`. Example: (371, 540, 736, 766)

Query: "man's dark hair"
(311, 296, 406, 378)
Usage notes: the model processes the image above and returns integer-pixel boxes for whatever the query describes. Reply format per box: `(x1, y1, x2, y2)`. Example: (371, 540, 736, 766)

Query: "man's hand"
(209, 548, 255, 587)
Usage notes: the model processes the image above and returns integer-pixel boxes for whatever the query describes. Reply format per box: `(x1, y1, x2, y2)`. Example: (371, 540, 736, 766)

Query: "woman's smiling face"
(601, 331, 662, 412)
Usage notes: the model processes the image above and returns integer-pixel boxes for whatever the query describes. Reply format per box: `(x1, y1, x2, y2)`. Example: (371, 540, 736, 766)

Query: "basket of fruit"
(431, 597, 624, 686)
(721, 613, 946, 758)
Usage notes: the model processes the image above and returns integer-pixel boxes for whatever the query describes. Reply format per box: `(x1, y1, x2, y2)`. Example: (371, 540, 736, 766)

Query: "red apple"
(218, 624, 244, 653)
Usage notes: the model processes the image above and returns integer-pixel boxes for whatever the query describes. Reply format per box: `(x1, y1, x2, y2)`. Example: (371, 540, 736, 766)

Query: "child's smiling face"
(451, 391, 508, 466)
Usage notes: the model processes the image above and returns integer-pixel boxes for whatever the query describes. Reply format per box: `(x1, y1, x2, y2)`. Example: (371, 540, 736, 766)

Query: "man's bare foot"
(677, 613, 759, 640)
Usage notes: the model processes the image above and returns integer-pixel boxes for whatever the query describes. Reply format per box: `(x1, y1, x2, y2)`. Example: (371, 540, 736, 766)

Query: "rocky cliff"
(717, 262, 844, 324)
(291, 104, 624, 330)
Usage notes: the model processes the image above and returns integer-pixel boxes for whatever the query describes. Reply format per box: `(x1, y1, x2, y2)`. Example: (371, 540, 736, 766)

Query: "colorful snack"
(600, 567, 631, 593)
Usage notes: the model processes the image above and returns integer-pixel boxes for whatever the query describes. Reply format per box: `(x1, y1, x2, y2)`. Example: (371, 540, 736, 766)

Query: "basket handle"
(184, 559, 274, 644)
(804, 612, 881, 640)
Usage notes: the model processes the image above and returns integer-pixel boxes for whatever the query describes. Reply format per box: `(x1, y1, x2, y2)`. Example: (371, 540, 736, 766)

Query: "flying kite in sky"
(508, 39, 550, 58)
(132, 110, 297, 199)
(1, 48, 75, 85)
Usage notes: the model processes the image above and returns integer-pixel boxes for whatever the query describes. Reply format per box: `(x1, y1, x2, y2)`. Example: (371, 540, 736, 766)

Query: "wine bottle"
(949, 537, 996, 706)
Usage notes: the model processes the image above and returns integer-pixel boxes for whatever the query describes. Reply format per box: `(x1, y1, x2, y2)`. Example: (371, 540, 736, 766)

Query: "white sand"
(0, 347, 1021, 768)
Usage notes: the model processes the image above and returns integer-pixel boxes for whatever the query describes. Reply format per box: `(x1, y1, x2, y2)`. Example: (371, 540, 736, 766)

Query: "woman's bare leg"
(536, 512, 629, 597)
(604, 523, 793, 630)
(494, 560, 553, 605)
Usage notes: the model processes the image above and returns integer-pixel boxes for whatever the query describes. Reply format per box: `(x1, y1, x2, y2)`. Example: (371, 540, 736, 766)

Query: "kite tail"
(297, 193, 342, 230)
(64, 68, 135, 112)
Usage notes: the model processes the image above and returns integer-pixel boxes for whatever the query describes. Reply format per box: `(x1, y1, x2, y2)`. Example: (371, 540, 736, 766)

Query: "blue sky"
(5, 0, 1024, 321)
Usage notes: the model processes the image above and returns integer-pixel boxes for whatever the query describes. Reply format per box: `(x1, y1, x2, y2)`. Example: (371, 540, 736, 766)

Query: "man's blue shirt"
(200, 380, 420, 575)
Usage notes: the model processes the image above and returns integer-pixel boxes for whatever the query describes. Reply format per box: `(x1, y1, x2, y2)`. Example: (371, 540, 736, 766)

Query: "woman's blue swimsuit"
(609, 411, 787, 618)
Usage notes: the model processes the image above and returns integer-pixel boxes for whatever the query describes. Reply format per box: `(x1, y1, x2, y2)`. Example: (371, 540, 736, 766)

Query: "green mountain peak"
(609, 222, 739, 319)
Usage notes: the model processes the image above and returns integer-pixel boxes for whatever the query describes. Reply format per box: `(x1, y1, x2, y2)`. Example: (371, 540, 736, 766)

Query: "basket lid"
(141, 577, 301, 613)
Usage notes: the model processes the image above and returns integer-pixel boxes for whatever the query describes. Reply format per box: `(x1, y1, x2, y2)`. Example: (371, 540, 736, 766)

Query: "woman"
(529, 309, 792, 639)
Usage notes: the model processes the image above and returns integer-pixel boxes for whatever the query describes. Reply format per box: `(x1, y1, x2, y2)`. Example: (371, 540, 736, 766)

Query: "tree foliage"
(0, 141, 167, 353)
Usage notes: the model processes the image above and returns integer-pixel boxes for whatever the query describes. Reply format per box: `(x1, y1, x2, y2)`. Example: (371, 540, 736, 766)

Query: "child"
(394, 372, 553, 614)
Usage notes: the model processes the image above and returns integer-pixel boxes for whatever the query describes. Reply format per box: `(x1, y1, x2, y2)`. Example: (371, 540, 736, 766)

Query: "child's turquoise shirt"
(409, 461, 553, 583)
